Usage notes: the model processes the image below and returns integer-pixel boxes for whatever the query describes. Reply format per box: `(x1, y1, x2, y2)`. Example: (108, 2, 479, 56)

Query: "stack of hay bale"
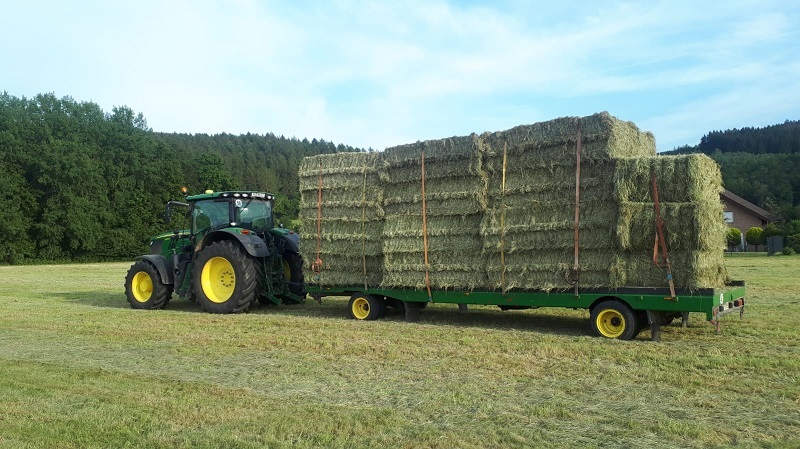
(480, 113, 659, 290)
(380, 135, 489, 289)
(297, 112, 729, 292)
(611, 155, 728, 289)
(297, 152, 384, 288)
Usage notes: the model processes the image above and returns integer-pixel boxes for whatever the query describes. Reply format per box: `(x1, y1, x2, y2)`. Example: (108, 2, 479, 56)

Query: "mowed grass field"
(1, 255, 799, 448)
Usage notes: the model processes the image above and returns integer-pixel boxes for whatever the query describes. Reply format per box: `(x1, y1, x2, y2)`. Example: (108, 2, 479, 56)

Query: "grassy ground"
(1, 255, 798, 448)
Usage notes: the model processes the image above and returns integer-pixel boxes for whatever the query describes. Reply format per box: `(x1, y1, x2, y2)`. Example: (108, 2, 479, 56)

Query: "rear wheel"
(193, 240, 258, 314)
(124, 260, 171, 310)
(348, 293, 383, 320)
(590, 300, 638, 340)
(282, 251, 306, 297)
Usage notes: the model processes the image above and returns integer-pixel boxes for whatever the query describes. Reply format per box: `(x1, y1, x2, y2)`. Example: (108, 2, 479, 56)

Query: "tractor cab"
(124, 190, 306, 314)
(188, 191, 276, 236)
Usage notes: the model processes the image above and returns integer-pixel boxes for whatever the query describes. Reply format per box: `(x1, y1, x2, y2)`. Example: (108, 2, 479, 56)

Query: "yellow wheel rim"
(131, 271, 153, 303)
(283, 260, 291, 280)
(596, 309, 626, 338)
(201, 257, 236, 303)
(352, 297, 370, 320)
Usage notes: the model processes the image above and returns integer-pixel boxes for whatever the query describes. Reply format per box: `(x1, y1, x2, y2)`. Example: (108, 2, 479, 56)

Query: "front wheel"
(590, 300, 639, 340)
(193, 240, 258, 314)
(124, 260, 171, 310)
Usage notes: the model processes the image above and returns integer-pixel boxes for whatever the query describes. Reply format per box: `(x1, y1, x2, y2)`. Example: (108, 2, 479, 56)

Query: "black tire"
(193, 240, 258, 314)
(124, 260, 171, 310)
(282, 251, 306, 297)
(403, 301, 421, 323)
(385, 298, 404, 311)
(662, 313, 681, 326)
(590, 300, 638, 340)
(348, 293, 383, 320)
(636, 311, 649, 333)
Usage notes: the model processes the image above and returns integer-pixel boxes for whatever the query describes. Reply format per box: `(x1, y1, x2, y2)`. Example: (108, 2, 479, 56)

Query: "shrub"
(763, 223, 782, 238)
(783, 247, 796, 256)
(726, 228, 742, 249)
(785, 220, 800, 237)
(746, 227, 765, 251)
(788, 233, 800, 253)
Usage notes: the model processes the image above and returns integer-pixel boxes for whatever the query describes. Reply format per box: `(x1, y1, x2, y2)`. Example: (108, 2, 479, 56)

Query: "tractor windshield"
(192, 200, 230, 234)
(235, 198, 273, 231)
(192, 197, 274, 234)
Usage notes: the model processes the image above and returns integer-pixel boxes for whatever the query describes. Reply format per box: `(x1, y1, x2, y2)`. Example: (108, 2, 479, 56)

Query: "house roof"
(720, 189, 780, 222)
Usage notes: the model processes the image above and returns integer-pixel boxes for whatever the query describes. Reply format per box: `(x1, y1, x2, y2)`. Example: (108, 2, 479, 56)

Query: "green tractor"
(124, 190, 306, 313)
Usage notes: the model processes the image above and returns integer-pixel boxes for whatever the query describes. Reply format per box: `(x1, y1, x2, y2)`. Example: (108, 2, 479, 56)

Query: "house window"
(723, 211, 734, 223)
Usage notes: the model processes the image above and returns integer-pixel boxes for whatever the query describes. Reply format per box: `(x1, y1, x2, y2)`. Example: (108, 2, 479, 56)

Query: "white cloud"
(643, 60, 800, 150)
(2, 0, 798, 150)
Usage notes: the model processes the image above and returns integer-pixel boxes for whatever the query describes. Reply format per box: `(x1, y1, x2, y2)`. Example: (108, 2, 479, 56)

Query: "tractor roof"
(185, 191, 276, 201)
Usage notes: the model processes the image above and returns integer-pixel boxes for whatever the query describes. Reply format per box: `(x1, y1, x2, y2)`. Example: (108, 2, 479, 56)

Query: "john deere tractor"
(124, 190, 306, 313)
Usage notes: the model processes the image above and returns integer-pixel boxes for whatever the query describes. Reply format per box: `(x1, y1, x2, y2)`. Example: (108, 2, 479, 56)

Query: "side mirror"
(165, 201, 190, 224)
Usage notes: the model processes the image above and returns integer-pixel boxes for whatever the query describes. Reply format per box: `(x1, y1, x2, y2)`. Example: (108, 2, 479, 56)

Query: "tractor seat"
(195, 213, 211, 232)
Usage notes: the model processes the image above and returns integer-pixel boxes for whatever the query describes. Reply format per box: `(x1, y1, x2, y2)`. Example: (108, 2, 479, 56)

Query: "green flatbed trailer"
(307, 282, 746, 341)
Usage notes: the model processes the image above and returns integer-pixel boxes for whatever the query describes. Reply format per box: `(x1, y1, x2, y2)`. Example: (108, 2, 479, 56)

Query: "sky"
(2, 0, 799, 152)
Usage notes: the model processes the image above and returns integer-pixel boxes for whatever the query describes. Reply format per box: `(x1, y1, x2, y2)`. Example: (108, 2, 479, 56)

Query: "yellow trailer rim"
(596, 309, 626, 338)
(351, 297, 370, 319)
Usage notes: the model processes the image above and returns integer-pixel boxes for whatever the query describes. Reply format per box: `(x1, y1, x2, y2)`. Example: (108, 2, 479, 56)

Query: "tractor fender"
(135, 254, 174, 285)
(274, 231, 301, 254)
(200, 229, 271, 258)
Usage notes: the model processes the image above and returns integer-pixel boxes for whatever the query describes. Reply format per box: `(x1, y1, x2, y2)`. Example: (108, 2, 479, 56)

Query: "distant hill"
(663, 120, 800, 221)
(665, 120, 800, 155)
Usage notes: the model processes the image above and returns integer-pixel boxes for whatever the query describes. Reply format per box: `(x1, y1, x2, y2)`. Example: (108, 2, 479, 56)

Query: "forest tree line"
(667, 120, 800, 220)
(0, 92, 363, 264)
(2, 92, 798, 263)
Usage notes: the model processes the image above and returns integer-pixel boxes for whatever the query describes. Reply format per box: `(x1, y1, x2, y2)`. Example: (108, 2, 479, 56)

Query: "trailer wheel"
(348, 293, 383, 320)
(124, 260, 171, 310)
(193, 240, 258, 314)
(591, 300, 638, 340)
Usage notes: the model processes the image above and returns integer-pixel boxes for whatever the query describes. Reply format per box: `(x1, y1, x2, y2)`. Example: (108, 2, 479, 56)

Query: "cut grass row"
(1, 256, 799, 448)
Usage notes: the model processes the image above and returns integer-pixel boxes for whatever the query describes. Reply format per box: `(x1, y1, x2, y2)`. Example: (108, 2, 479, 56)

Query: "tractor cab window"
(235, 199, 273, 231)
(192, 200, 230, 234)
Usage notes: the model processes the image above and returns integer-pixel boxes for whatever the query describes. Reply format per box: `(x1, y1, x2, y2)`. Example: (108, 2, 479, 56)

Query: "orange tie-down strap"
(651, 170, 676, 299)
(360, 156, 369, 291)
(572, 125, 582, 292)
(312, 159, 323, 278)
(500, 141, 508, 294)
(421, 150, 432, 302)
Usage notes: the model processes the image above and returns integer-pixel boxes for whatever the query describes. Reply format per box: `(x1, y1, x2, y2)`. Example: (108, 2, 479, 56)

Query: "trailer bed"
(307, 281, 746, 341)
